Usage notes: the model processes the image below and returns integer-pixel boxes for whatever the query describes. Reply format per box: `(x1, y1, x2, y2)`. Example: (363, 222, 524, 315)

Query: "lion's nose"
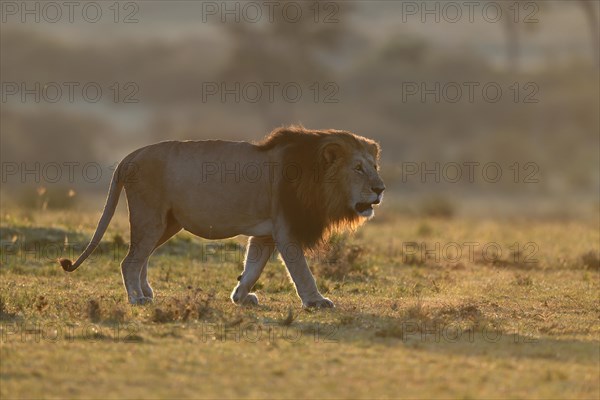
(372, 186, 385, 196)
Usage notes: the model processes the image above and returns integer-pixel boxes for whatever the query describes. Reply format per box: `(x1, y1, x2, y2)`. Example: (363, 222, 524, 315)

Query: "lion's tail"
(59, 162, 124, 272)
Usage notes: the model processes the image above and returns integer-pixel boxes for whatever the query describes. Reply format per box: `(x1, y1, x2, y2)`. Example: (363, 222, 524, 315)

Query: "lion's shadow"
(285, 310, 599, 365)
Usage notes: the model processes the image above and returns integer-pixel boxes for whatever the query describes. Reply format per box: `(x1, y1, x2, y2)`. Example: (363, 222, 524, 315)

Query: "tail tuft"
(59, 258, 76, 272)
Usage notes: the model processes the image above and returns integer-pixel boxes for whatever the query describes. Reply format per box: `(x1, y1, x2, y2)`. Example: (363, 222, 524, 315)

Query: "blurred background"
(1, 0, 598, 219)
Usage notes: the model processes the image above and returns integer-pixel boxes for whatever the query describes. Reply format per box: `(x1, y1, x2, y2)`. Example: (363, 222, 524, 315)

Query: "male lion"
(59, 126, 385, 308)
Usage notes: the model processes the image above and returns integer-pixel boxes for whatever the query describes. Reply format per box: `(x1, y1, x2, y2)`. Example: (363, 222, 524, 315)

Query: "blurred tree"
(501, 1, 599, 70)
(501, 1, 521, 72)
(0, 108, 108, 165)
(499, 1, 543, 71)
(218, 2, 361, 129)
(578, 0, 599, 67)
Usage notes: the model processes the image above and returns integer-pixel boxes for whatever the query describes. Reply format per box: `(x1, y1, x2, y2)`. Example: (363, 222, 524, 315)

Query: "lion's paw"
(130, 296, 153, 305)
(303, 297, 335, 309)
(231, 287, 259, 306)
(242, 293, 259, 306)
(141, 285, 154, 299)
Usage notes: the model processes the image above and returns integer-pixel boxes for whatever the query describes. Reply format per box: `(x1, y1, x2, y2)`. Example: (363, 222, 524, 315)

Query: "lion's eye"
(355, 164, 364, 173)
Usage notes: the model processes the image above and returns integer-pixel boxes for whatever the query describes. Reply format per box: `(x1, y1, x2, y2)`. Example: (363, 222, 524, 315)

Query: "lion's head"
(257, 126, 385, 249)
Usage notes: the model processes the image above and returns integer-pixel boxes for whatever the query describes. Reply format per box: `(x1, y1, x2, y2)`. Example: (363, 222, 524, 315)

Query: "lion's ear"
(321, 142, 343, 165)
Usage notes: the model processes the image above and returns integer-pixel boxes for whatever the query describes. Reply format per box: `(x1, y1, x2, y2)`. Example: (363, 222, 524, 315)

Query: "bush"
(580, 251, 600, 270)
(420, 195, 455, 218)
(312, 233, 371, 280)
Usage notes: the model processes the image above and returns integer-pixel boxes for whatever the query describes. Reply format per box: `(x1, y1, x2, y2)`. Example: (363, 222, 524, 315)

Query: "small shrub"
(313, 234, 370, 280)
(111, 233, 126, 248)
(580, 251, 600, 270)
(152, 307, 177, 323)
(35, 295, 49, 312)
(420, 196, 455, 218)
(0, 296, 15, 320)
(375, 301, 494, 340)
(87, 299, 101, 322)
(514, 273, 533, 286)
(279, 307, 295, 326)
(107, 304, 128, 323)
(151, 290, 214, 323)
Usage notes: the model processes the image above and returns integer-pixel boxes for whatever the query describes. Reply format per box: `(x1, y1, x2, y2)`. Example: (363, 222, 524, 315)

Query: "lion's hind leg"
(139, 217, 182, 299)
(121, 240, 160, 305)
(121, 203, 174, 305)
(231, 236, 275, 306)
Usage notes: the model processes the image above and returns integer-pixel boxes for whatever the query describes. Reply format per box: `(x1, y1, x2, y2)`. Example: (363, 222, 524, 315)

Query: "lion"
(59, 126, 385, 308)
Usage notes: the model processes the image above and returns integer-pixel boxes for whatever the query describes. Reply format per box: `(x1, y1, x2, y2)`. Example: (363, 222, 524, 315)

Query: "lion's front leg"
(231, 236, 275, 306)
(274, 234, 334, 309)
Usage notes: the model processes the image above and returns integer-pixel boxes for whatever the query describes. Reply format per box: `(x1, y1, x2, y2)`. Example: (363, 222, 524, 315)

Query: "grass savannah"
(1, 0, 599, 399)
(1, 200, 598, 398)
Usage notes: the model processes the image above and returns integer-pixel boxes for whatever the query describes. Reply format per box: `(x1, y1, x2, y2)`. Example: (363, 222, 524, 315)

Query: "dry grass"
(0, 208, 599, 399)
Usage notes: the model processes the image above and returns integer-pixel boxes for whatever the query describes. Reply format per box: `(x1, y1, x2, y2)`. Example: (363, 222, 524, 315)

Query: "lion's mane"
(257, 126, 380, 249)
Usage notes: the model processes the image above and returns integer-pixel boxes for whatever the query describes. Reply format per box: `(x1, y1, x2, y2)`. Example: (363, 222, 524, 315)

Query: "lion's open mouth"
(355, 202, 376, 213)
